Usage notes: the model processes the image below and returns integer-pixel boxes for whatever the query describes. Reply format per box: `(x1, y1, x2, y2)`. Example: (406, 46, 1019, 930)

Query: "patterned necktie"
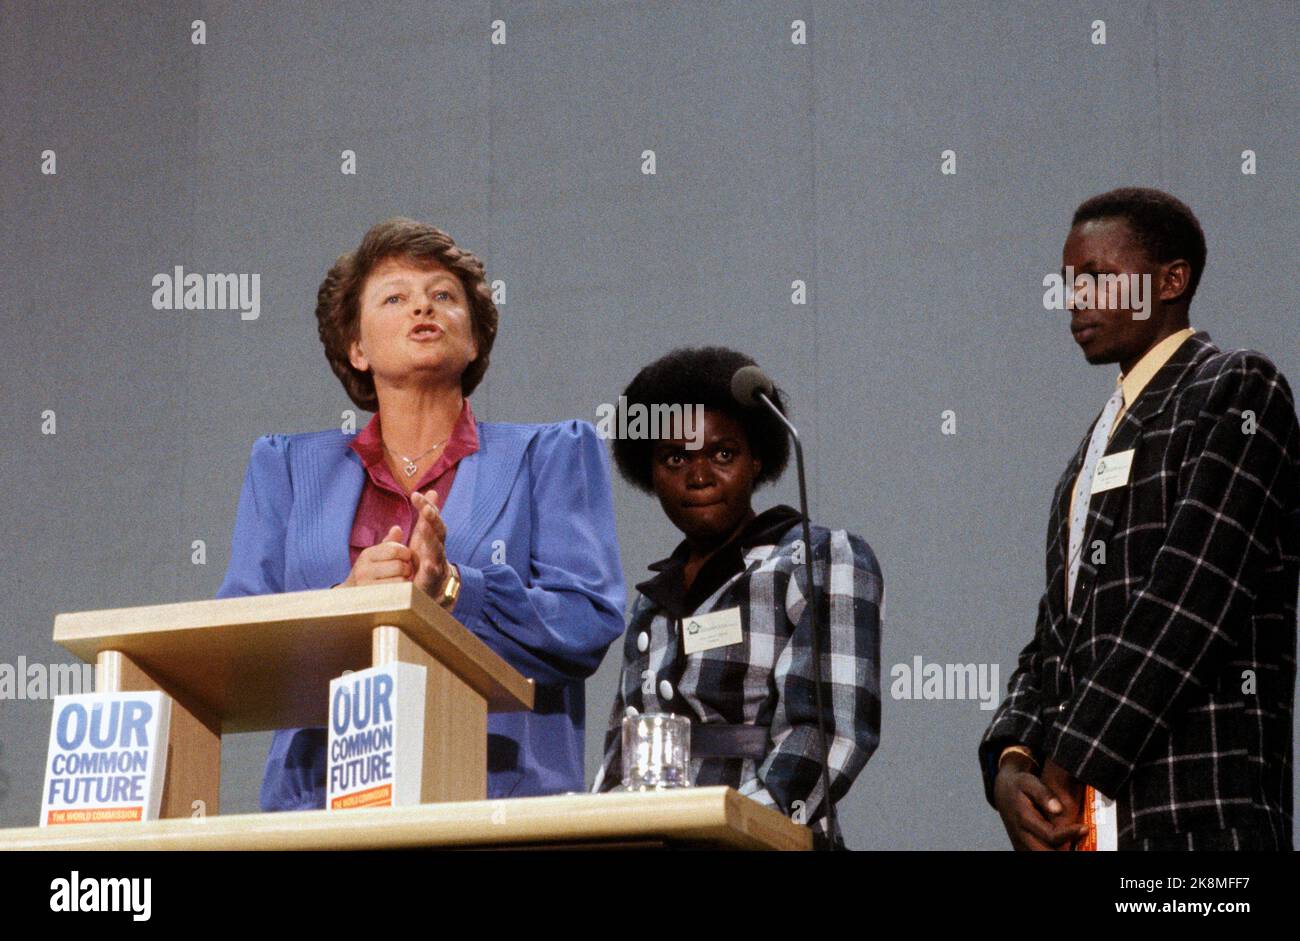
(1067, 386, 1124, 608)
(1066, 385, 1125, 852)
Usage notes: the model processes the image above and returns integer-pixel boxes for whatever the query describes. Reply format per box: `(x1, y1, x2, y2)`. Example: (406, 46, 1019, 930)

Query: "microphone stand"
(755, 390, 842, 850)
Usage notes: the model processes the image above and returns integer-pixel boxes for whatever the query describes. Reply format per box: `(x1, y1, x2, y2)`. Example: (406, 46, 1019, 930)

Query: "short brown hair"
(316, 218, 499, 411)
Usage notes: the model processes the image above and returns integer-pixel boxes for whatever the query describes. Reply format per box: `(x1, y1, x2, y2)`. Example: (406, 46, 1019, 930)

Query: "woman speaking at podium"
(215, 218, 626, 809)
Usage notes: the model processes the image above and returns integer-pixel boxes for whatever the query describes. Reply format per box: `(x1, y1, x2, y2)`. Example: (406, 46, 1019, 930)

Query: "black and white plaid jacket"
(980, 332, 1299, 849)
(594, 505, 883, 841)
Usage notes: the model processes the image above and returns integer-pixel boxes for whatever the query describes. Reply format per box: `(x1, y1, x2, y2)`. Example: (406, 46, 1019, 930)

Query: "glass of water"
(621, 712, 691, 790)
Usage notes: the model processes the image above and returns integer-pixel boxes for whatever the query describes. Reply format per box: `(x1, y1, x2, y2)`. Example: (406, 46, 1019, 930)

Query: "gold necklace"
(381, 436, 449, 477)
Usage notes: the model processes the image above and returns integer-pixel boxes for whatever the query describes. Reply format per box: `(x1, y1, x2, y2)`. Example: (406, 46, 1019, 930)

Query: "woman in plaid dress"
(593, 347, 883, 849)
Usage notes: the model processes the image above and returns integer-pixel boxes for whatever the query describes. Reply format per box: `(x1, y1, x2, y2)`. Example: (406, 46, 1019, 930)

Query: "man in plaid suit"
(980, 188, 1299, 850)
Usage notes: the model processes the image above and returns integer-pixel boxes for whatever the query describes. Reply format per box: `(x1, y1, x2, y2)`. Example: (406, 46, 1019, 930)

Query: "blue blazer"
(215, 418, 626, 809)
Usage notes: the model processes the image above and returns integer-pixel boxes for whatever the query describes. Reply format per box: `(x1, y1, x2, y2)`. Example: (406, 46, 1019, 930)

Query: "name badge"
(681, 607, 744, 655)
(1090, 448, 1135, 495)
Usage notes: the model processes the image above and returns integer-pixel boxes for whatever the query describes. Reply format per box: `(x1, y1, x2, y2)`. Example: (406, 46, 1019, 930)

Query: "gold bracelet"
(436, 565, 461, 610)
(998, 745, 1039, 771)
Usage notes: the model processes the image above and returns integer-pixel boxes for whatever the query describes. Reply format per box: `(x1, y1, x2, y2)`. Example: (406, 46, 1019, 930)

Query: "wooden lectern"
(7, 583, 812, 851)
(51, 583, 534, 818)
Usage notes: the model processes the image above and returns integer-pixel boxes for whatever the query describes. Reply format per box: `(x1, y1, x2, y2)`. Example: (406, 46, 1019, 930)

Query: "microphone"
(730, 365, 842, 850)
(730, 365, 774, 407)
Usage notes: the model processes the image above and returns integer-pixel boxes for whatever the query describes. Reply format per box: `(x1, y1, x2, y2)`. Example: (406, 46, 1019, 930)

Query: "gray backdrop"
(1, 0, 1296, 849)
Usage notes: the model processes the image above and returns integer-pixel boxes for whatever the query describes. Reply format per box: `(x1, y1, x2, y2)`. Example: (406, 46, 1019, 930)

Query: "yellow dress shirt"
(1064, 326, 1197, 583)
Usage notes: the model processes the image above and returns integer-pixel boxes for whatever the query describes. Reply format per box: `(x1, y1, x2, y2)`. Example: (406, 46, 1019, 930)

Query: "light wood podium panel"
(47, 583, 534, 817)
(55, 583, 533, 731)
(0, 788, 812, 851)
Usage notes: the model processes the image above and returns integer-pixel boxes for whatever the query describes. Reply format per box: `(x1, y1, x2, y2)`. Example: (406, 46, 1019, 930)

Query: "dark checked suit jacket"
(980, 331, 1299, 850)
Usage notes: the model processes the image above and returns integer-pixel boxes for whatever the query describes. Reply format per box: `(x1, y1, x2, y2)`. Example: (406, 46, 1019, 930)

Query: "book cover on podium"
(327, 662, 427, 810)
(39, 691, 172, 826)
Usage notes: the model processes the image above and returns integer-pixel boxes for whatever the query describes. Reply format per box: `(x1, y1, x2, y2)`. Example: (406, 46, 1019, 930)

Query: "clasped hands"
(340, 490, 456, 597)
(993, 754, 1091, 851)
